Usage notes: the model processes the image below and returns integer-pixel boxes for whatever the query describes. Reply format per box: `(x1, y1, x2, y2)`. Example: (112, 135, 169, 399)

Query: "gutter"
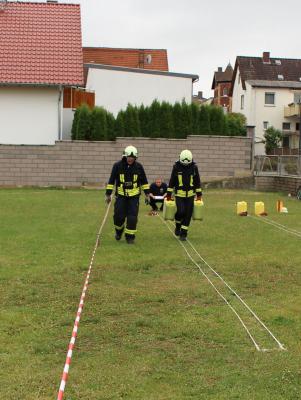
(58, 85, 63, 141)
(84, 63, 199, 82)
(0, 82, 83, 88)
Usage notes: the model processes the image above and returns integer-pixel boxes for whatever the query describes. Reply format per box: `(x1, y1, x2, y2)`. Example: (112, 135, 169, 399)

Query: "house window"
(241, 95, 244, 110)
(282, 136, 290, 148)
(223, 87, 228, 96)
(296, 122, 300, 131)
(263, 121, 269, 130)
(282, 122, 291, 130)
(265, 92, 275, 105)
(294, 92, 301, 103)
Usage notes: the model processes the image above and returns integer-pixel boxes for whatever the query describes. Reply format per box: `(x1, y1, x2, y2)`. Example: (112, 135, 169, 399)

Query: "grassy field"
(0, 188, 301, 400)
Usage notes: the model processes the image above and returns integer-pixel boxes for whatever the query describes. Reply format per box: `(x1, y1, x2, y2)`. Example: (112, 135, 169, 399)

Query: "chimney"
(262, 51, 270, 64)
(218, 67, 223, 72)
(0, 0, 8, 12)
(198, 91, 203, 99)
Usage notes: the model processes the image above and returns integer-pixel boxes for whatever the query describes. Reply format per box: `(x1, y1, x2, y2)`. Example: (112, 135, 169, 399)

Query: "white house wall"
(86, 68, 193, 115)
(232, 71, 299, 154)
(62, 108, 74, 139)
(232, 68, 248, 119)
(0, 87, 60, 145)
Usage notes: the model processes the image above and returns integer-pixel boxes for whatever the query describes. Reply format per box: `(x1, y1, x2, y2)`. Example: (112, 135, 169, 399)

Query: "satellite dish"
(145, 54, 152, 65)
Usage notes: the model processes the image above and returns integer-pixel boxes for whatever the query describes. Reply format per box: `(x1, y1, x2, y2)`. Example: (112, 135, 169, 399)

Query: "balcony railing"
(284, 103, 301, 118)
(254, 155, 301, 176)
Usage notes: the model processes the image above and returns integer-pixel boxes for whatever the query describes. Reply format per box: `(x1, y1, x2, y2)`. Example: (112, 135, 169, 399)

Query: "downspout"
(58, 85, 63, 141)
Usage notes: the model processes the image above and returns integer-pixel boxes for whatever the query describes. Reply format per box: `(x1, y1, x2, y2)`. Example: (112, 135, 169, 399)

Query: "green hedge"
(71, 101, 246, 141)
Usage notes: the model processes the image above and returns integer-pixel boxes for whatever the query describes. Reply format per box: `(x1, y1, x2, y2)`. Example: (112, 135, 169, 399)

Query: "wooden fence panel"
(63, 88, 95, 109)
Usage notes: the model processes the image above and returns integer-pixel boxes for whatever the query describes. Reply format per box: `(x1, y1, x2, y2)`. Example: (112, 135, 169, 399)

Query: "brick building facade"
(211, 63, 233, 111)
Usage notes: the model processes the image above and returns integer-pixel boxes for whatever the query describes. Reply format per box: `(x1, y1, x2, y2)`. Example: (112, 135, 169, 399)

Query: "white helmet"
(123, 145, 138, 158)
(179, 149, 193, 165)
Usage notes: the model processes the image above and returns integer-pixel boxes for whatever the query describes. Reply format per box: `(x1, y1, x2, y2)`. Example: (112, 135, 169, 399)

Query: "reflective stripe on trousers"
(114, 196, 139, 237)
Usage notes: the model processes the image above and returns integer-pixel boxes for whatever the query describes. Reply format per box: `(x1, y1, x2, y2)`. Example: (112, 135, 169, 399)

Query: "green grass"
(0, 188, 301, 399)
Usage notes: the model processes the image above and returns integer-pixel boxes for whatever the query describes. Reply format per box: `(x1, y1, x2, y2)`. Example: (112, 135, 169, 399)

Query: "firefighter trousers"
(175, 196, 194, 236)
(114, 195, 139, 238)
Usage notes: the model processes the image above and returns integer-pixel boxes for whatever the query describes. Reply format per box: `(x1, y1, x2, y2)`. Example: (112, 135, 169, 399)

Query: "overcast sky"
(24, 0, 301, 97)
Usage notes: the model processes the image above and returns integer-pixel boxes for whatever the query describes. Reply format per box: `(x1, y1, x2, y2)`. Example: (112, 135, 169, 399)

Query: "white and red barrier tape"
(57, 202, 111, 400)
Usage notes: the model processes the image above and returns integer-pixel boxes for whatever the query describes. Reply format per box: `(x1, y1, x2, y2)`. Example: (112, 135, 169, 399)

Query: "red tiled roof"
(0, 1, 84, 86)
(83, 47, 169, 71)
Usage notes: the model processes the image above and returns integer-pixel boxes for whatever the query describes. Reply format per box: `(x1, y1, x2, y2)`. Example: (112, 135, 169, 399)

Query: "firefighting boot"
(174, 223, 181, 236)
(125, 234, 135, 244)
(115, 228, 124, 241)
(179, 228, 188, 241)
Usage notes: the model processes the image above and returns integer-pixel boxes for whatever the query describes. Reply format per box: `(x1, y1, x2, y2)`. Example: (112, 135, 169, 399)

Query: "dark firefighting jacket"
(167, 161, 202, 198)
(106, 158, 149, 197)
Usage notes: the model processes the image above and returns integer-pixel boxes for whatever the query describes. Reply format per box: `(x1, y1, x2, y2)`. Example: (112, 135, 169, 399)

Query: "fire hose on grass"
(159, 214, 286, 352)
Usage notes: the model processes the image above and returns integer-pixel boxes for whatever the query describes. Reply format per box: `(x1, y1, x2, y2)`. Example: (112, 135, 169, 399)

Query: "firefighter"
(105, 145, 149, 244)
(166, 149, 202, 241)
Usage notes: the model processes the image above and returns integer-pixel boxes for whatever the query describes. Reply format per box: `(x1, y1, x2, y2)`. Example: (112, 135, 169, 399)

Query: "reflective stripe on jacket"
(167, 161, 202, 198)
(106, 158, 149, 197)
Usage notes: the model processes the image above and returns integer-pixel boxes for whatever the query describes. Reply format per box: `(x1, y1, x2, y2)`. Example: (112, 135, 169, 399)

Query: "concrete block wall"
(255, 176, 301, 195)
(0, 135, 252, 187)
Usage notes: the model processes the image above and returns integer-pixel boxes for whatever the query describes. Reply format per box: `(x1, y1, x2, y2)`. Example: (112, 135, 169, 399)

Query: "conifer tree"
(123, 104, 141, 137)
(90, 106, 107, 140)
(106, 112, 116, 140)
(160, 101, 174, 138)
(115, 111, 126, 137)
(138, 104, 150, 137)
(71, 107, 80, 140)
(209, 106, 225, 135)
(148, 100, 161, 138)
(198, 105, 211, 134)
(76, 104, 91, 140)
(190, 102, 200, 134)
(173, 102, 185, 138)
(180, 100, 192, 137)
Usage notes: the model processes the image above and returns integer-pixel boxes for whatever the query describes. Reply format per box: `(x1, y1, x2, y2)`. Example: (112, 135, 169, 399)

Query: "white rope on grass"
(250, 215, 301, 239)
(57, 201, 112, 400)
(185, 237, 286, 351)
(264, 218, 301, 235)
(158, 215, 262, 351)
